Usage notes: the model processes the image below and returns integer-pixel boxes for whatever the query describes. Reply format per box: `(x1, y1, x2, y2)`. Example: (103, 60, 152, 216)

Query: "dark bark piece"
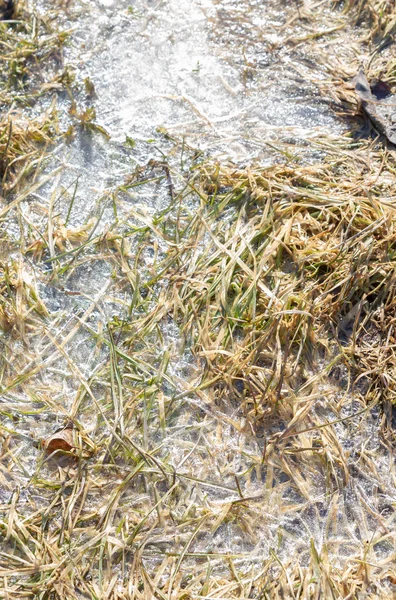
(0, 0, 14, 20)
(354, 66, 396, 145)
(370, 80, 391, 100)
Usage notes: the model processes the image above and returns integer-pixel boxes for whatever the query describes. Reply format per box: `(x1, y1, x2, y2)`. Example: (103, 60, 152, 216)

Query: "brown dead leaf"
(42, 425, 74, 455)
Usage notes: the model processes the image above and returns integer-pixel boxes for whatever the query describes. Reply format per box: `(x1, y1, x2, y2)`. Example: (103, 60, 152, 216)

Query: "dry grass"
(0, 1, 396, 599)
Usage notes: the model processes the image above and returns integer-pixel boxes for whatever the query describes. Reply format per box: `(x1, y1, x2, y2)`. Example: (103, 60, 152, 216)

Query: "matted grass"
(0, 1, 396, 599)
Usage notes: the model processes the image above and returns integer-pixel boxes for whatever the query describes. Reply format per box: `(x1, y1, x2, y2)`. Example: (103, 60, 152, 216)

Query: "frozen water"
(2, 0, 395, 595)
(64, 0, 341, 162)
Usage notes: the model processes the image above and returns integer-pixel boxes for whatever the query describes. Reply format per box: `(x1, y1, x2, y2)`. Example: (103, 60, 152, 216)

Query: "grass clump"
(0, 0, 77, 197)
(0, 109, 59, 196)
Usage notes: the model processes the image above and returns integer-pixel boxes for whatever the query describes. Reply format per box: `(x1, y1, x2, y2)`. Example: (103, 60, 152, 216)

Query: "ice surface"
(2, 0, 395, 594)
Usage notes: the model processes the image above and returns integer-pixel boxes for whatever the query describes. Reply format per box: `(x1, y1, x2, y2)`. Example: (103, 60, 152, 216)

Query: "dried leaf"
(42, 426, 74, 454)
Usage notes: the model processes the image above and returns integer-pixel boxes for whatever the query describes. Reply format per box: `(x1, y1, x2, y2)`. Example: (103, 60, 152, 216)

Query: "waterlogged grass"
(0, 1, 396, 599)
